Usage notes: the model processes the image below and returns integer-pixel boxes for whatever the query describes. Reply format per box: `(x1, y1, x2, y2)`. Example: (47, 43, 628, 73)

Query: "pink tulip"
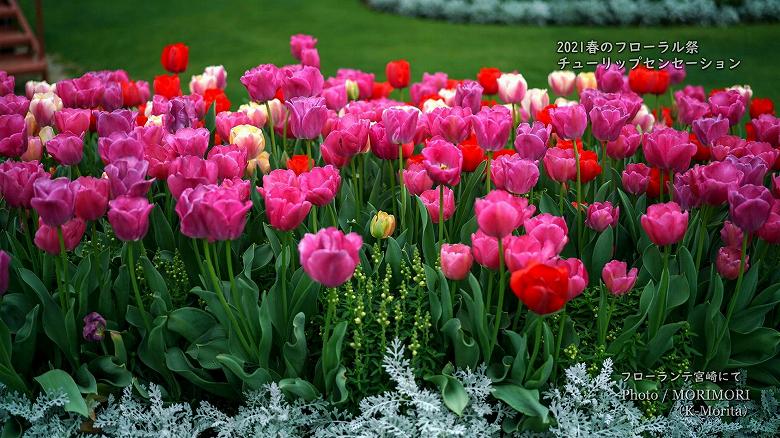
(241, 64, 279, 102)
(514, 121, 551, 161)
(31, 177, 74, 227)
(497, 73, 527, 104)
(73, 176, 110, 221)
(108, 196, 154, 241)
(298, 227, 362, 288)
(207, 144, 248, 180)
(215, 111, 252, 142)
(34, 217, 86, 255)
(453, 80, 483, 114)
(585, 201, 619, 232)
(524, 213, 569, 255)
(165, 127, 209, 157)
(322, 114, 370, 159)
(595, 64, 625, 93)
(290, 34, 317, 60)
(503, 234, 555, 272)
(402, 162, 434, 196)
(490, 153, 539, 195)
(382, 107, 419, 145)
(640, 202, 688, 246)
(692, 116, 729, 146)
(752, 114, 780, 147)
(0, 250, 8, 295)
(0, 160, 47, 208)
(176, 183, 252, 242)
(46, 132, 84, 166)
(280, 65, 324, 99)
(605, 124, 642, 159)
(98, 134, 145, 164)
(262, 185, 312, 231)
(470, 229, 500, 270)
(557, 257, 588, 299)
(105, 157, 154, 199)
(675, 93, 710, 126)
(709, 90, 745, 126)
(54, 108, 91, 136)
(549, 104, 587, 140)
(428, 106, 472, 144)
(642, 127, 696, 173)
(475, 189, 534, 238)
(728, 184, 773, 234)
(167, 156, 218, 199)
(440, 243, 474, 280)
(0, 114, 27, 158)
(299, 165, 341, 206)
(520, 88, 549, 122)
(286, 96, 328, 140)
(716, 246, 749, 280)
(589, 105, 631, 142)
(1, 94, 31, 117)
(422, 137, 463, 186)
(602, 260, 638, 296)
(419, 186, 455, 224)
(693, 161, 742, 206)
(720, 220, 745, 249)
(471, 105, 512, 151)
(96, 109, 133, 138)
(621, 163, 651, 195)
(543, 147, 576, 183)
(261, 169, 299, 193)
(672, 168, 702, 211)
(758, 200, 780, 244)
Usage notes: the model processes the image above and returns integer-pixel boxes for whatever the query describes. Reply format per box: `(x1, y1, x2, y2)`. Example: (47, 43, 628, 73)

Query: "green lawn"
(21, 0, 780, 104)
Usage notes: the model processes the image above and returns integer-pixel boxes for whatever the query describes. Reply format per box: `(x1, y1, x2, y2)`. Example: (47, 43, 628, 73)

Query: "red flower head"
(750, 97, 775, 119)
(446, 79, 461, 89)
(385, 60, 410, 89)
(477, 67, 501, 95)
(136, 103, 148, 126)
(492, 148, 515, 160)
(406, 153, 424, 168)
(161, 43, 189, 74)
(628, 66, 670, 95)
(578, 150, 602, 183)
(153, 74, 181, 99)
(537, 104, 557, 127)
(287, 154, 313, 175)
(372, 81, 394, 100)
(510, 262, 570, 315)
(458, 134, 486, 172)
(204, 88, 231, 114)
(690, 133, 711, 161)
(121, 80, 144, 107)
(646, 167, 671, 199)
(746, 122, 756, 142)
(653, 106, 673, 127)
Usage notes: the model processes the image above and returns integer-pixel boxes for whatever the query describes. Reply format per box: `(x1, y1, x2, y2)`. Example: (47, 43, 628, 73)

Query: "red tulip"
(458, 137, 486, 172)
(510, 262, 570, 315)
(204, 88, 231, 114)
(628, 66, 670, 95)
(477, 67, 501, 95)
(750, 97, 775, 119)
(153, 74, 182, 100)
(386, 60, 410, 89)
(161, 43, 189, 74)
(287, 154, 313, 175)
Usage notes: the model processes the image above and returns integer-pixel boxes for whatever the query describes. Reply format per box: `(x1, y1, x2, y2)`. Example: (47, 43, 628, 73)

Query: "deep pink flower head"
(475, 189, 534, 238)
(382, 106, 419, 144)
(429, 106, 472, 144)
(280, 65, 324, 99)
(286, 96, 328, 140)
(0, 94, 30, 117)
(549, 104, 588, 140)
(602, 260, 638, 296)
(675, 92, 710, 126)
(409, 72, 447, 105)
(144, 137, 176, 180)
(34, 217, 86, 255)
(105, 157, 154, 199)
(0, 114, 27, 158)
(716, 246, 749, 280)
(752, 114, 780, 147)
(605, 124, 642, 159)
(514, 121, 551, 161)
(215, 111, 252, 141)
(320, 138, 350, 168)
(471, 105, 512, 151)
(301, 48, 320, 68)
(453, 80, 484, 114)
(241, 64, 279, 102)
(758, 200, 780, 244)
(402, 162, 434, 196)
(46, 132, 84, 166)
(369, 122, 411, 160)
(57, 73, 104, 108)
(207, 144, 248, 180)
(672, 167, 702, 211)
(422, 137, 463, 186)
(679, 85, 706, 102)
(0, 71, 14, 96)
(299, 165, 341, 206)
(31, 177, 74, 227)
(261, 168, 299, 193)
(440, 243, 473, 280)
(589, 105, 631, 142)
(96, 109, 134, 138)
(728, 184, 773, 234)
(725, 155, 768, 186)
(692, 116, 729, 146)
(0, 250, 9, 296)
(543, 147, 576, 183)
(54, 108, 91, 136)
(299, 227, 362, 288)
(524, 213, 568, 255)
(108, 195, 154, 241)
(586, 201, 619, 232)
(664, 64, 686, 84)
(497, 73, 527, 104)
(420, 186, 455, 223)
(503, 234, 556, 272)
(471, 229, 500, 270)
(709, 90, 746, 126)
(322, 114, 369, 159)
(98, 134, 143, 166)
(557, 257, 588, 299)
(164, 127, 209, 157)
(710, 135, 746, 162)
(290, 34, 317, 60)
(490, 153, 539, 195)
(73, 176, 110, 221)
(164, 96, 200, 134)
(167, 156, 218, 199)
(322, 84, 347, 111)
(262, 185, 312, 231)
(176, 183, 252, 242)
(642, 127, 696, 173)
(641, 202, 688, 246)
(82, 312, 106, 342)
(0, 160, 47, 208)
(720, 220, 745, 249)
(694, 161, 742, 206)
(595, 64, 625, 93)
(621, 163, 651, 195)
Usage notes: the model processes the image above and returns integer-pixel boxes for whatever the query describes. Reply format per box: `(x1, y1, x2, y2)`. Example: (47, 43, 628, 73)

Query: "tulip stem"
(387, 160, 398, 219)
(691, 206, 710, 314)
(510, 104, 517, 146)
(328, 202, 339, 228)
(127, 242, 151, 333)
(485, 152, 492, 193)
(725, 235, 749, 326)
(322, 287, 338, 377)
(57, 227, 70, 308)
(597, 283, 608, 346)
(398, 144, 406, 232)
(573, 140, 583, 257)
(489, 238, 506, 360)
(553, 311, 566, 381)
(438, 185, 445, 251)
(311, 206, 318, 232)
(202, 239, 253, 357)
(484, 270, 494, 327)
(226, 240, 237, 298)
(265, 101, 277, 158)
(528, 316, 543, 369)
(659, 170, 665, 202)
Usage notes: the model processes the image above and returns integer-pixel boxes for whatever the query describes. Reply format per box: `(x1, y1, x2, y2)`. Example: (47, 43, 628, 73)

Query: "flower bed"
(1, 34, 780, 436)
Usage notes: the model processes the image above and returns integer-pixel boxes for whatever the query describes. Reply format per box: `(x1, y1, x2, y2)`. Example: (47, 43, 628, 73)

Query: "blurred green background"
(22, 0, 780, 104)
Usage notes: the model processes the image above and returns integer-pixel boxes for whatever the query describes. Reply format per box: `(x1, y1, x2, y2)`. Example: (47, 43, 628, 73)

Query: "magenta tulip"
(402, 162, 435, 196)
(621, 163, 651, 195)
(34, 217, 86, 254)
(107, 196, 154, 241)
(298, 227, 362, 288)
(429, 106, 472, 144)
(215, 111, 252, 143)
(422, 138, 463, 186)
(524, 213, 569, 255)
(503, 234, 556, 272)
(0, 114, 27, 158)
(692, 116, 730, 146)
(549, 104, 588, 140)
(602, 260, 638, 296)
(241, 64, 279, 102)
(640, 202, 688, 246)
(98, 134, 145, 164)
(453, 80, 483, 114)
(586, 201, 619, 232)
(262, 185, 312, 231)
(322, 114, 370, 159)
(167, 156, 218, 199)
(728, 184, 773, 234)
(543, 147, 577, 183)
(31, 177, 74, 227)
(106, 158, 154, 199)
(46, 132, 84, 166)
(299, 165, 341, 206)
(490, 153, 539, 195)
(475, 189, 534, 238)
(558, 257, 588, 299)
(0, 94, 30, 117)
(420, 186, 455, 224)
(752, 114, 780, 147)
(471, 229, 500, 270)
(642, 127, 696, 173)
(471, 105, 512, 152)
(280, 65, 324, 99)
(96, 109, 134, 138)
(589, 105, 631, 142)
(165, 127, 209, 157)
(709, 90, 746, 126)
(595, 64, 625, 93)
(0, 160, 48, 208)
(176, 183, 252, 241)
(675, 93, 709, 126)
(286, 96, 328, 140)
(73, 176, 110, 221)
(54, 108, 91, 136)
(514, 121, 551, 161)
(605, 124, 642, 159)
(382, 107, 419, 145)
(716, 246, 749, 280)
(440, 244, 473, 280)
(207, 144, 248, 180)
(758, 200, 780, 244)
(694, 161, 742, 206)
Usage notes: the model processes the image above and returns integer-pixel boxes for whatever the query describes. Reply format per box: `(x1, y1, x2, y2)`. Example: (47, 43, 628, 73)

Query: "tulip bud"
(230, 124, 266, 158)
(345, 79, 360, 101)
(370, 211, 396, 239)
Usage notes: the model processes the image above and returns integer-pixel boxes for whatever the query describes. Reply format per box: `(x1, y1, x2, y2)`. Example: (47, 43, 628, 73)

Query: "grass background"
(21, 0, 780, 105)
